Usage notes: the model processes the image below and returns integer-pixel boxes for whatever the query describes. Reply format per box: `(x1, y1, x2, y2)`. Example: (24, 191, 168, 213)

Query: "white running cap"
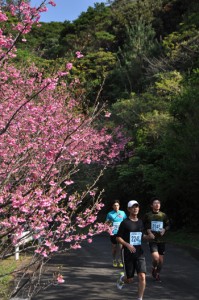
(127, 200, 139, 207)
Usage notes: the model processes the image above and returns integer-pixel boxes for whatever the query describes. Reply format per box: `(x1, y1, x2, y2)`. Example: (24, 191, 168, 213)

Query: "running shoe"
(155, 273, 161, 282)
(118, 261, 123, 268)
(151, 267, 157, 279)
(113, 259, 117, 267)
(116, 272, 125, 290)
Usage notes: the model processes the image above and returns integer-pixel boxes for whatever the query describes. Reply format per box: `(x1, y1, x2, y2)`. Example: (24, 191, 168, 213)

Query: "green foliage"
(18, 22, 65, 59)
(154, 71, 183, 99)
(114, 20, 160, 93)
(161, 3, 199, 70)
(73, 49, 117, 103)
(143, 73, 199, 229)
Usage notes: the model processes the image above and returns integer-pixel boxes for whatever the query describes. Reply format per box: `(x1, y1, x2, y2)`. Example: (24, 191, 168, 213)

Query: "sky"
(31, 0, 107, 22)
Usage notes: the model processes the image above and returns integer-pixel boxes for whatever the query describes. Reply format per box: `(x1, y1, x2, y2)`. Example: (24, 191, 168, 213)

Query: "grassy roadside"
(165, 229, 199, 249)
(0, 255, 31, 300)
(0, 256, 19, 300)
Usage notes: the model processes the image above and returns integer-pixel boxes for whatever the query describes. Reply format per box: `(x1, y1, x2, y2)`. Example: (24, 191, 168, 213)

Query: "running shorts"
(149, 242, 166, 255)
(122, 249, 146, 279)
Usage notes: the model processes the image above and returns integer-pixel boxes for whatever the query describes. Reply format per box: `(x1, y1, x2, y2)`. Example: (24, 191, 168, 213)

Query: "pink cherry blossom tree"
(0, 1, 127, 298)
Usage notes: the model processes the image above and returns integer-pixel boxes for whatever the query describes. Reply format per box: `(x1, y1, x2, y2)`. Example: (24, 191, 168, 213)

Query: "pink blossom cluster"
(0, 1, 127, 288)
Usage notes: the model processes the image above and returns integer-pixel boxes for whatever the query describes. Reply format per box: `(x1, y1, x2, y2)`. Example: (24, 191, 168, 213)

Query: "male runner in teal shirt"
(106, 200, 127, 267)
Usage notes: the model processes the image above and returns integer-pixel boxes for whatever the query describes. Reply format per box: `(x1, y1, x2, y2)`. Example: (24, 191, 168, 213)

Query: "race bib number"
(113, 222, 120, 234)
(151, 221, 163, 232)
(130, 232, 142, 245)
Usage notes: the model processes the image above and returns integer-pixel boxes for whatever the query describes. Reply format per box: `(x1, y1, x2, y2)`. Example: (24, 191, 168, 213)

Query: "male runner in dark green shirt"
(144, 197, 170, 282)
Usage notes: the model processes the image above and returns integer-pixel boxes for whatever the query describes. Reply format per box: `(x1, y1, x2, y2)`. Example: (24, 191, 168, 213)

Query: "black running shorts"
(122, 249, 146, 279)
(149, 242, 166, 255)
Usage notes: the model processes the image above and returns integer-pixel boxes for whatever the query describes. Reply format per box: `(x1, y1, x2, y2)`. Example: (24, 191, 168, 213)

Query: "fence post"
(14, 231, 33, 260)
(15, 245, 20, 260)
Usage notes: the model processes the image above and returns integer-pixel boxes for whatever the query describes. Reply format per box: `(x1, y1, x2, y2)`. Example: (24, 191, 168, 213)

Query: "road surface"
(31, 233, 199, 300)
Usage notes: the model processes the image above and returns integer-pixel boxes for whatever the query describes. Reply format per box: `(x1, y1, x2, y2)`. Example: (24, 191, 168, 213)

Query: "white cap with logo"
(127, 200, 139, 207)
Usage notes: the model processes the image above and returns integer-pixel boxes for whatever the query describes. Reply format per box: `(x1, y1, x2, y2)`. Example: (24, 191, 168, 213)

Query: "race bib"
(130, 232, 142, 245)
(113, 222, 120, 234)
(151, 221, 163, 232)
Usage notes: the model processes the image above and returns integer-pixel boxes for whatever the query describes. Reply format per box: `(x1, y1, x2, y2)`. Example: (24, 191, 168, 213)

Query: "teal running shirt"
(106, 210, 127, 235)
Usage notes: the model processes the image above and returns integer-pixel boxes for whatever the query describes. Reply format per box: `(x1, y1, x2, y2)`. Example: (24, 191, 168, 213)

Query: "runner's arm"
(142, 232, 153, 240)
(160, 215, 170, 236)
(116, 236, 136, 253)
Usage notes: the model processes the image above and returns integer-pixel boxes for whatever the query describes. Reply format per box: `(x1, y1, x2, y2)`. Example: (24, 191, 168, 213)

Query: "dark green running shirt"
(143, 211, 170, 242)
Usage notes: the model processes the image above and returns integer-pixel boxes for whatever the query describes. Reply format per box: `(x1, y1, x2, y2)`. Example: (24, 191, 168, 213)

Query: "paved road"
(31, 233, 199, 300)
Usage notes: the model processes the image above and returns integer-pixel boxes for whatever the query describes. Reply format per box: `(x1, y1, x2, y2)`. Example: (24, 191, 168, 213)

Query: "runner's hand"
(160, 228, 166, 236)
(148, 232, 155, 240)
(127, 244, 136, 253)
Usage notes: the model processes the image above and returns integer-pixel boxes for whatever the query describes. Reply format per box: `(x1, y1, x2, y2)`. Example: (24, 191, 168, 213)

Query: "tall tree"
(0, 1, 127, 297)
